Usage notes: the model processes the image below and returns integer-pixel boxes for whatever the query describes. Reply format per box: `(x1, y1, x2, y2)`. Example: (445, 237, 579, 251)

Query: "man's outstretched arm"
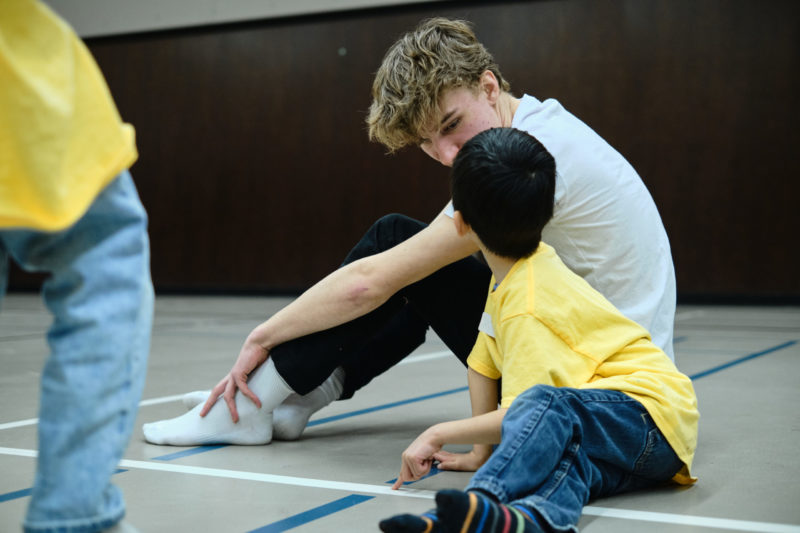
(202, 210, 480, 420)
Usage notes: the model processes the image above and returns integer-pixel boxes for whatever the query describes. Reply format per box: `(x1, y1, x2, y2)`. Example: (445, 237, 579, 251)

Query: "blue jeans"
(0, 171, 154, 533)
(467, 386, 684, 532)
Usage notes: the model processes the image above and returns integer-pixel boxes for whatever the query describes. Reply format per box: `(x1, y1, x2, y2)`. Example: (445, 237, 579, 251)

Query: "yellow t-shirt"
(0, 0, 137, 231)
(467, 243, 699, 484)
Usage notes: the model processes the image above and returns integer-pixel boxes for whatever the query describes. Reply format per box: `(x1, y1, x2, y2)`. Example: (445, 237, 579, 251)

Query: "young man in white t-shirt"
(144, 17, 677, 449)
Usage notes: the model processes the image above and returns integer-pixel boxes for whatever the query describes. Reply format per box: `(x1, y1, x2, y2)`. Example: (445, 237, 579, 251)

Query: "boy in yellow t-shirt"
(380, 128, 698, 533)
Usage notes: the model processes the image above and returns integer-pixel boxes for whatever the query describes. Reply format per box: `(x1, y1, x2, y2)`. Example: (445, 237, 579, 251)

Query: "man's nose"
(435, 141, 460, 167)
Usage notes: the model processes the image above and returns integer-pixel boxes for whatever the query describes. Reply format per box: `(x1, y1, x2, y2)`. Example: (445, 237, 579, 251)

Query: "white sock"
(143, 358, 292, 445)
(272, 367, 345, 441)
(182, 390, 211, 410)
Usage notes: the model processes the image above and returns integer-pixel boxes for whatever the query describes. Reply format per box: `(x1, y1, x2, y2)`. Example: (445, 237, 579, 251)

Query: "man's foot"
(272, 367, 345, 440)
(143, 402, 273, 445)
(143, 358, 291, 446)
(181, 390, 211, 410)
(179, 367, 345, 441)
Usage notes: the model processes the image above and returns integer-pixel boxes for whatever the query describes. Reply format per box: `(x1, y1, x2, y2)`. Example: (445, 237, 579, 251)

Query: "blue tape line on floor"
(248, 494, 374, 532)
(0, 469, 128, 504)
(308, 386, 468, 427)
(386, 465, 441, 486)
(0, 488, 31, 503)
(689, 340, 797, 380)
(151, 444, 229, 461)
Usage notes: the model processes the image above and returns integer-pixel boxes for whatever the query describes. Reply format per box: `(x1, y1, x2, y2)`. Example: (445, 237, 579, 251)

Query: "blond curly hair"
(367, 18, 510, 152)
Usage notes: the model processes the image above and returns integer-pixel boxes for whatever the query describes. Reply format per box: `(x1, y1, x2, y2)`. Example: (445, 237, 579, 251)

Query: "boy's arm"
(202, 209, 480, 420)
(434, 368, 499, 472)
(392, 368, 505, 489)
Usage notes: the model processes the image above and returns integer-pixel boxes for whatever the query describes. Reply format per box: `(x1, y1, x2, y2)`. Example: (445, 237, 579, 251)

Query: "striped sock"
(435, 489, 539, 532)
(379, 510, 440, 532)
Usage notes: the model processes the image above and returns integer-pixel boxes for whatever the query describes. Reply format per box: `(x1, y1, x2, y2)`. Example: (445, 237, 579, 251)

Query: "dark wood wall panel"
(8, 0, 800, 299)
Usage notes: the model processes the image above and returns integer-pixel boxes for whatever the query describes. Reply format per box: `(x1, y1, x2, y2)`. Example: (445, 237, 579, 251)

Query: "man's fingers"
(198, 394, 216, 418)
(236, 379, 261, 409)
(199, 381, 226, 417)
(223, 381, 239, 423)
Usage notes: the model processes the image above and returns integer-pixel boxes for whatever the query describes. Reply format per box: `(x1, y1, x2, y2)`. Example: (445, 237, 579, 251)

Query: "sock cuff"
(265, 357, 294, 394)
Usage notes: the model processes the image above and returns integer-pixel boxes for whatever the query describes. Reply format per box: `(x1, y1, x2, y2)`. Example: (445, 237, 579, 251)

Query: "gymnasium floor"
(1, 293, 799, 532)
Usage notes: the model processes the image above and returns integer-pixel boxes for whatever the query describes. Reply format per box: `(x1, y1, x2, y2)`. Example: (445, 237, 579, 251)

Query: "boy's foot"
(380, 489, 540, 533)
(378, 510, 440, 532)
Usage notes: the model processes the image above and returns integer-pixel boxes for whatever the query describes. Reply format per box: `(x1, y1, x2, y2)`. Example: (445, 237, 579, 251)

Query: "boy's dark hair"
(452, 128, 556, 259)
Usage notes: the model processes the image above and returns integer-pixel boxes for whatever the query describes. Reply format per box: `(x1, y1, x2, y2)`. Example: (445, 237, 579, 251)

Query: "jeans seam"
(491, 388, 555, 479)
(632, 424, 659, 474)
(541, 440, 581, 500)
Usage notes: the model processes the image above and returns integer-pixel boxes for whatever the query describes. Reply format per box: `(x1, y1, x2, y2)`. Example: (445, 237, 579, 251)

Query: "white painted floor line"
(118, 459, 436, 500)
(582, 506, 800, 533)
(2, 446, 799, 532)
(138, 393, 186, 407)
(0, 418, 39, 431)
(398, 350, 453, 365)
(0, 394, 188, 432)
(0, 447, 36, 458)
(0, 446, 432, 500)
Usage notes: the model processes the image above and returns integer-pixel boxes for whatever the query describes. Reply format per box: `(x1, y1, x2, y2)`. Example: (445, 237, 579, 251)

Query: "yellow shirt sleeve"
(467, 332, 501, 380)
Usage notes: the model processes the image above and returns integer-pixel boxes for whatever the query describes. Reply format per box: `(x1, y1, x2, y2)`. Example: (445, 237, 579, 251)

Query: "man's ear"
(453, 210, 470, 237)
(479, 70, 500, 104)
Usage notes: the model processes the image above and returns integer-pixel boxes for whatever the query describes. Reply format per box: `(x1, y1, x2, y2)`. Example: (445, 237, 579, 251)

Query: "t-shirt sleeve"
(466, 332, 501, 380)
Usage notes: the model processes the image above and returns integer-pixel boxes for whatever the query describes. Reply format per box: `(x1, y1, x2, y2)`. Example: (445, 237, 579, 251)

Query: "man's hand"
(392, 428, 443, 490)
(199, 340, 269, 422)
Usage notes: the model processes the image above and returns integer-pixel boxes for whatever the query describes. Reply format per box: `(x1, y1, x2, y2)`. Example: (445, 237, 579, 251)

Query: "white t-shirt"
(447, 95, 676, 359)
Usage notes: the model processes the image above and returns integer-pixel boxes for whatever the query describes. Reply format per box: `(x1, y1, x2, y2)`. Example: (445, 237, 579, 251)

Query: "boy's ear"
(453, 210, 470, 237)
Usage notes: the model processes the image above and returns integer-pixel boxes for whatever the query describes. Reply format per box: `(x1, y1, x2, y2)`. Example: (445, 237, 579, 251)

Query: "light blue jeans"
(0, 171, 153, 533)
(467, 385, 684, 532)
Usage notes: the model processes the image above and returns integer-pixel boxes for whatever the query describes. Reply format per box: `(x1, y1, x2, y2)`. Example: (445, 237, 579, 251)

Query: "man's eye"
(444, 118, 459, 132)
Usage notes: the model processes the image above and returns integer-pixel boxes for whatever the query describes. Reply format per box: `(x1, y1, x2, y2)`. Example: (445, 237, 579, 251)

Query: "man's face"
(419, 85, 501, 167)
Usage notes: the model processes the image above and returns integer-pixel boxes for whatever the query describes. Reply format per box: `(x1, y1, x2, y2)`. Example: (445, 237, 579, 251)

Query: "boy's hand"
(392, 429, 443, 489)
(433, 444, 492, 472)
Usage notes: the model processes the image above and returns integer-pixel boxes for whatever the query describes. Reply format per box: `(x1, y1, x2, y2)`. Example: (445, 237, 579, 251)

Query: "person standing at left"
(1, 1, 153, 531)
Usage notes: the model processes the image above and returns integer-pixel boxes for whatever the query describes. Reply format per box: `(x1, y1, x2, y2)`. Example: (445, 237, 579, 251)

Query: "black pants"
(271, 214, 491, 398)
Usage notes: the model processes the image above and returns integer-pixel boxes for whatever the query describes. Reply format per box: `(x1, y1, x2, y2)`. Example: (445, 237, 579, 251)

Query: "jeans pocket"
(632, 424, 683, 482)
